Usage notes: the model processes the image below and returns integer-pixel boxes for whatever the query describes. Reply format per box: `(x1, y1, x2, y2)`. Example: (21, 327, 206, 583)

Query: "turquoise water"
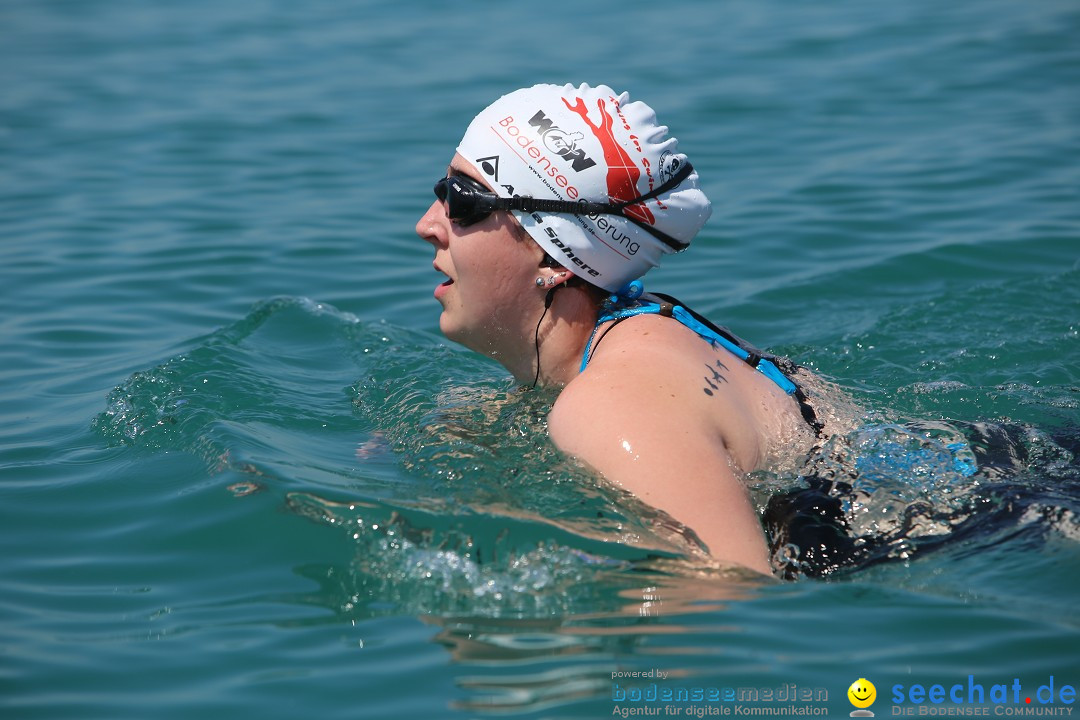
(3, 0, 1079, 717)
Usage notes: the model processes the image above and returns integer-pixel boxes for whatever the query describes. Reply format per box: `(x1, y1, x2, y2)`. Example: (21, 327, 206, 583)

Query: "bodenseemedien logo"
(848, 678, 877, 717)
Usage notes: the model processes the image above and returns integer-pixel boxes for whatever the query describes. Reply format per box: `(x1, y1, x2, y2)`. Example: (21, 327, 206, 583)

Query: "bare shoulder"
(554, 313, 782, 470)
(548, 316, 773, 573)
(550, 315, 711, 448)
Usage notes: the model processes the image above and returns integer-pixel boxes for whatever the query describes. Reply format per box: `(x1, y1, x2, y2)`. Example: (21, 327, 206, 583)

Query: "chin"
(438, 313, 455, 338)
(438, 314, 466, 345)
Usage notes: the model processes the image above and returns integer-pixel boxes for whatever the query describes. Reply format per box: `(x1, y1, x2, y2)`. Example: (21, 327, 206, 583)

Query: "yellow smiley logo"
(848, 678, 877, 709)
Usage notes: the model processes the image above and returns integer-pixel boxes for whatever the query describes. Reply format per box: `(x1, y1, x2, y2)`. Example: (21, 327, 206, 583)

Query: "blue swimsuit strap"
(579, 300, 799, 395)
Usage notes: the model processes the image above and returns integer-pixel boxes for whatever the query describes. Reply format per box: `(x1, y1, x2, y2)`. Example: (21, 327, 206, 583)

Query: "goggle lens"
(433, 175, 493, 227)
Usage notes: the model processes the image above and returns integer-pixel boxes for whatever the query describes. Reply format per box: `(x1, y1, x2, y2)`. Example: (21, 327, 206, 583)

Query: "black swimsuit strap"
(586, 315, 631, 361)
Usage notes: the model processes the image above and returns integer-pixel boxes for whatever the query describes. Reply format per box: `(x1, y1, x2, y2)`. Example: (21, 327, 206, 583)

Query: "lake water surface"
(2, 1, 1078, 718)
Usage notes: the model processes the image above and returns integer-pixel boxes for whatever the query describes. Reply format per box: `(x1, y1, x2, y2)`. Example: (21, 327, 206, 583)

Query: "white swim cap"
(456, 83, 711, 292)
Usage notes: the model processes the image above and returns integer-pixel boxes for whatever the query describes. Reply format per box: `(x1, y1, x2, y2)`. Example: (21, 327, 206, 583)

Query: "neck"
(500, 285, 599, 388)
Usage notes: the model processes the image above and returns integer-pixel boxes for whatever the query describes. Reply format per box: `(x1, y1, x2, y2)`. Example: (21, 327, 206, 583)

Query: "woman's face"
(415, 153, 546, 358)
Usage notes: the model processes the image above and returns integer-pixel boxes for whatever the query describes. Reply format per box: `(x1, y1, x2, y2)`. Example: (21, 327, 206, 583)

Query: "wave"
(92, 295, 1080, 616)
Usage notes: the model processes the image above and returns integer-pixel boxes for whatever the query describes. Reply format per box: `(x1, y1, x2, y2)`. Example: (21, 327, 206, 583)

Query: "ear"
(535, 269, 574, 289)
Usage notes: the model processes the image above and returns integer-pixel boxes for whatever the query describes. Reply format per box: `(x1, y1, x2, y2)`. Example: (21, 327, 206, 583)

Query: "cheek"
(451, 242, 486, 279)
(455, 238, 531, 290)
(461, 262, 518, 312)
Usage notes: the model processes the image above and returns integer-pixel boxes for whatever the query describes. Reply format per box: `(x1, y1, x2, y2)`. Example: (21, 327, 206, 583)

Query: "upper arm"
(549, 366, 772, 575)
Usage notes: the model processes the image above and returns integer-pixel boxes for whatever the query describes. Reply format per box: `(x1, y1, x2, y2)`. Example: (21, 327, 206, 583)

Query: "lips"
(433, 261, 454, 299)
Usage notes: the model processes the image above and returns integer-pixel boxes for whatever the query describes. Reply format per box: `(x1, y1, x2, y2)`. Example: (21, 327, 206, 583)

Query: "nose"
(415, 196, 448, 249)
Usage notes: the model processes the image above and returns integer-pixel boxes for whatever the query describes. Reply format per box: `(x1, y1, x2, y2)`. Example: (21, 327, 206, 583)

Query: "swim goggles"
(433, 161, 695, 251)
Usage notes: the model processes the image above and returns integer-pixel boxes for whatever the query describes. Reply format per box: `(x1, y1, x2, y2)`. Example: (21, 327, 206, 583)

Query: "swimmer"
(415, 83, 824, 574)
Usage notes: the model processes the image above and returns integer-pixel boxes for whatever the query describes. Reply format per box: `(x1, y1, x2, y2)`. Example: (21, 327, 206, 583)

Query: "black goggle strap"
(489, 195, 611, 216)
(503, 162, 695, 251)
(442, 162, 696, 252)
(614, 161, 695, 212)
(609, 161, 695, 251)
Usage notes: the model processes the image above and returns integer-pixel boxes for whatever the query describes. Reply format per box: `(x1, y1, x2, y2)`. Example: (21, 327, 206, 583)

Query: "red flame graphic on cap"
(563, 96, 655, 225)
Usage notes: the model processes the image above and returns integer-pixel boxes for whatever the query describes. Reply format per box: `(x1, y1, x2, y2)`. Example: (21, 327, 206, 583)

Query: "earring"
(535, 272, 567, 288)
